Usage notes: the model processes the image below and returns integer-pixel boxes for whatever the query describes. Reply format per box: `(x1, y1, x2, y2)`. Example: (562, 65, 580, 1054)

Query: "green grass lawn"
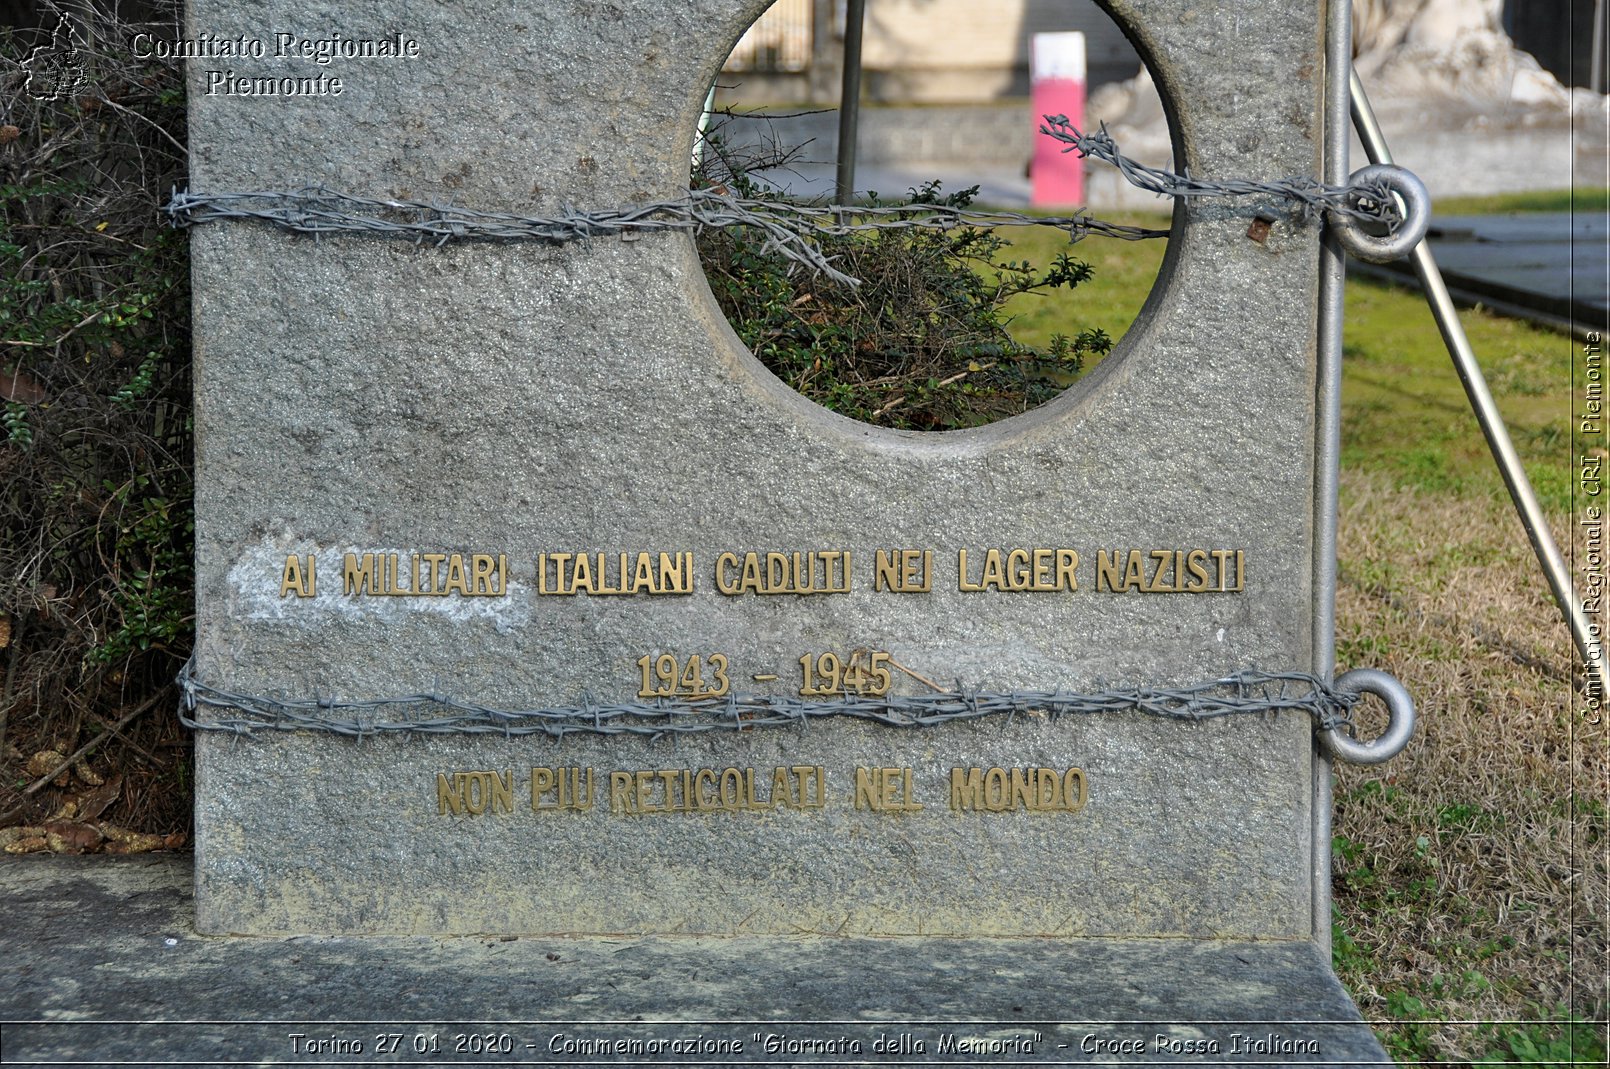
(993, 209, 1170, 358)
(1432, 186, 1607, 216)
(994, 201, 1582, 511)
(991, 187, 1607, 358)
(1338, 275, 1576, 512)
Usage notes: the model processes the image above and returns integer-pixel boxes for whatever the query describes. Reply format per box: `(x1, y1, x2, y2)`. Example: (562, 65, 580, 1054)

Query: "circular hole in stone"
(694, 0, 1175, 432)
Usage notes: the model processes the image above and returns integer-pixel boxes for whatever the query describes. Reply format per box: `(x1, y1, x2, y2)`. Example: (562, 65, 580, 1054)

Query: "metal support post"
(834, 0, 866, 205)
(1311, 0, 1352, 958)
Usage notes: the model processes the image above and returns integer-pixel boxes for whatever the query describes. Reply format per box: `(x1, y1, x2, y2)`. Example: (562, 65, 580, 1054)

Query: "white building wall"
(722, 0, 1144, 103)
(861, 0, 1137, 81)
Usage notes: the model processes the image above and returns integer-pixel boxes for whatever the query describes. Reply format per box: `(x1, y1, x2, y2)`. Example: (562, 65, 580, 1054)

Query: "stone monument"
(180, 0, 1399, 1057)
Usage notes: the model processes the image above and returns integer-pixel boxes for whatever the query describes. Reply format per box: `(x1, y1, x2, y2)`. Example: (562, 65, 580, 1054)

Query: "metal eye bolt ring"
(1329, 163, 1431, 263)
(1322, 668, 1416, 764)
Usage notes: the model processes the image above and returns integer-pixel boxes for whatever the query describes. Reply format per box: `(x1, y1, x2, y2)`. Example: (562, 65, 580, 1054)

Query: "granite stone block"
(187, 0, 1329, 940)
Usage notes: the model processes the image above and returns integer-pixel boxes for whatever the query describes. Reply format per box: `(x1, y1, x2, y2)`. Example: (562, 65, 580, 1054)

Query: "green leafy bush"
(696, 170, 1110, 430)
(1, 2, 191, 832)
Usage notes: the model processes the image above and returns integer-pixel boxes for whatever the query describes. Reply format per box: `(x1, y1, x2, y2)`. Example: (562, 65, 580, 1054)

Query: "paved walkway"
(1353, 212, 1607, 337)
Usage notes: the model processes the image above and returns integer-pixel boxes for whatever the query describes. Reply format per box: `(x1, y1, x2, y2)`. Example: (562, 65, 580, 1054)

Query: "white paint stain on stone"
(226, 538, 531, 632)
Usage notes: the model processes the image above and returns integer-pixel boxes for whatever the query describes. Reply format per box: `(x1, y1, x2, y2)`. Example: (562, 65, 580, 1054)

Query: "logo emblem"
(22, 14, 89, 102)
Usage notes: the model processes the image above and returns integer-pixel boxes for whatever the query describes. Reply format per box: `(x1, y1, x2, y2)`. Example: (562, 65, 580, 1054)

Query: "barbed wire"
(178, 662, 1357, 741)
(1038, 116, 1403, 228)
(163, 116, 1401, 285)
(164, 186, 1162, 287)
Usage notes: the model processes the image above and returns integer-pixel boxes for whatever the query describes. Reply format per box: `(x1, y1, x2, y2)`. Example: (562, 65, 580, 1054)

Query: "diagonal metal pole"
(1349, 70, 1608, 699)
(1593, 0, 1607, 96)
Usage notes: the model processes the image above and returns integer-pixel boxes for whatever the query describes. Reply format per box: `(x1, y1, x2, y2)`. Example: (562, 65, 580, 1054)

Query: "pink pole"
(1031, 32, 1086, 208)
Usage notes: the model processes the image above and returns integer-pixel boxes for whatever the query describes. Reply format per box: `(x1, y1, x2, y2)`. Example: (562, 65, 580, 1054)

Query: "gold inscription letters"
(873, 549, 933, 592)
(948, 766, 1088, 813)
(636, 652, 731, 699)
(608, 766, 828, 815)
(290, 546, 1253, 599)
(433, 766, 1094, 818)
(854, 766, 923, 811)
(343, 552, 508, 597)
(713, 551, 852, 595)
(436, 769, 515, 815)
(530, 766, 594, 812)
(1094, 548, 1245, 593)
(280, 554, 316, 597)
(958, 548, 1078, 592)
(537, 551, 694, 596)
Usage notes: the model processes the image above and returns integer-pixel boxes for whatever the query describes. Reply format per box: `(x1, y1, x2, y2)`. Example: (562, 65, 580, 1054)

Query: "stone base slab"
(2, 855, 1390, 1067)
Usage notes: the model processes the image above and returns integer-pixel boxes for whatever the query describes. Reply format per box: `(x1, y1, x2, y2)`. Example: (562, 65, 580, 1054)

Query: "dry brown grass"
(1333, 469, 1605, 1060)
